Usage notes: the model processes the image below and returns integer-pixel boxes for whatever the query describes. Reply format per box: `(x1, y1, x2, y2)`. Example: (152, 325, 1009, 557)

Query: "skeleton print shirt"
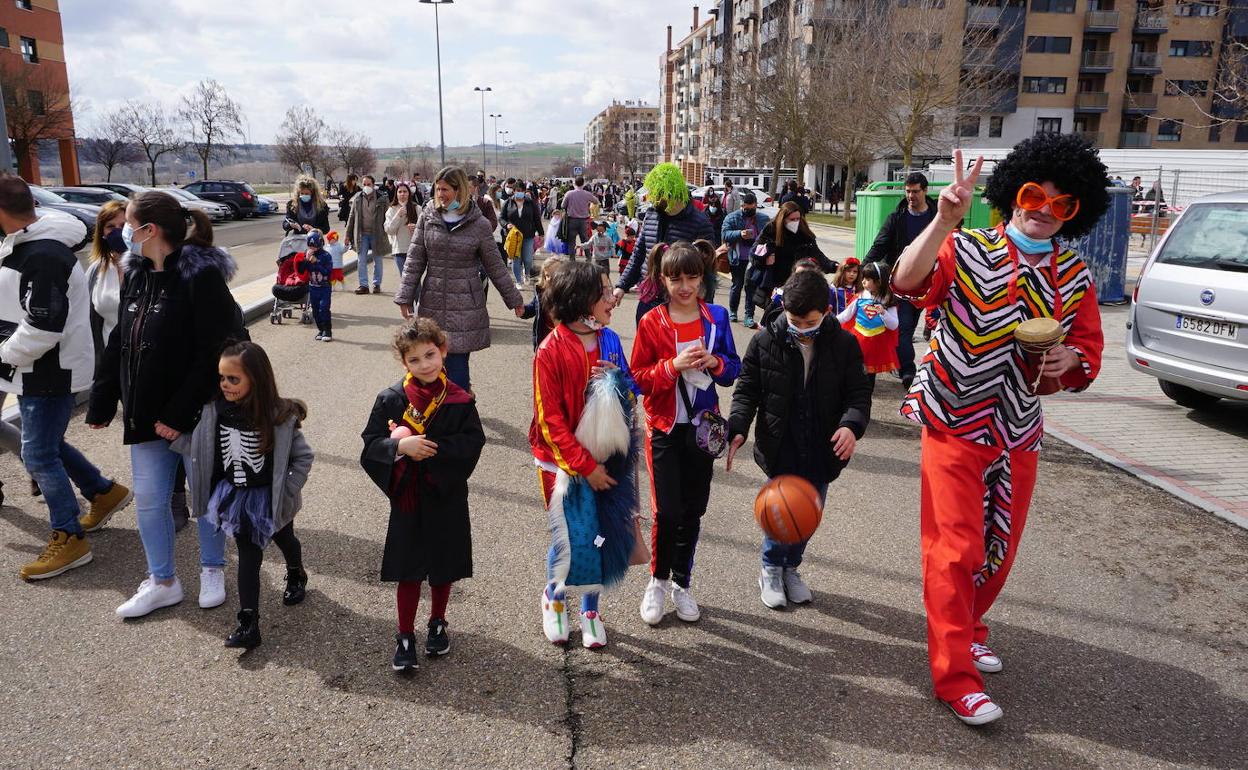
(213, 401, 274, 488)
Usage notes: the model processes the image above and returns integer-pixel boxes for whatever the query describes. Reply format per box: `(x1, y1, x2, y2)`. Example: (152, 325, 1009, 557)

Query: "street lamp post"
(489, 113, 502, 173)
(419, 0, 454, 166)
(474, 86, 491, 175)
(500, 131, 510, 176)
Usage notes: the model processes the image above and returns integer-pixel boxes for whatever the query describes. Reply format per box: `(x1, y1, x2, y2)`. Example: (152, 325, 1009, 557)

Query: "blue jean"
(761, 481, 828, 568)
(18, 394, 112, 536)
(512, 237, 535, 284)
(309, 285, 332, 332)
(896, 301, 920, 381)
(131, 439, 225, 580)
(357, 234, 382, 288)
(444, 353, 471, 391)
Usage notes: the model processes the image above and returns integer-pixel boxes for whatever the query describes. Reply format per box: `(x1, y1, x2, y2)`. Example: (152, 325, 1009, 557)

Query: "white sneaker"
(580, 611, 607, 649)
(639, 577, 670, 625)
(541, 586, 570, 644)
(782, 568, 813, 604)
(116, 576, 184, 619)
(971, 642, 1003, 673)
(671, 584, 701, 622)
(199, 567, 226, 609)
(759, 566, 787, 609)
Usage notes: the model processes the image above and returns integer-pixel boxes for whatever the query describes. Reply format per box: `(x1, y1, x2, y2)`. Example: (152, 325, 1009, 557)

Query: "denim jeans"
(357, 234, 382, 288)
(728, 261, 756, 319)
(896, 301, 920, 381)
(512, 237, 535, 284)
(444, 353, 471, 391)
(131, 439, 225, 580)
(18, 394, 112, 536)
(761, 481, 828, 568)
(394, 252, 406, 278)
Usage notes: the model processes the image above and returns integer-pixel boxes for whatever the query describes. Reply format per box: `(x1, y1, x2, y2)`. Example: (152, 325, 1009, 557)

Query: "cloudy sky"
(62, 0, 704, 149)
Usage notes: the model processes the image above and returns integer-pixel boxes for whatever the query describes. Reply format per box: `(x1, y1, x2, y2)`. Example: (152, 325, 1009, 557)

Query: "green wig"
(644, 163, 690, 209)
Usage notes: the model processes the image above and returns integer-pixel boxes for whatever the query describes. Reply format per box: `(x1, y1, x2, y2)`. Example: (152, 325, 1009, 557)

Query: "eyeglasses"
(1015, 182, 1080, 222)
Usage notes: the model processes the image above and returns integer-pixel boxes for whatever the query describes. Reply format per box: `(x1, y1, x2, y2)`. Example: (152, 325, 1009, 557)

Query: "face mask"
(1005, 222, 1053, 254)
(504, 187, 514, 195)
(104, 229, 127, 254)
(121, 222, 149, 256)
(362, 185, 375, 196)
(785, 221, 800, 234)
(448, 200, 461, 211)
(299, 194, 312, 203)
(578, 315, 604, 331)
(514, 192, 526, 201)
(742, 208, 756, 217)
(788, 322, 822, 342)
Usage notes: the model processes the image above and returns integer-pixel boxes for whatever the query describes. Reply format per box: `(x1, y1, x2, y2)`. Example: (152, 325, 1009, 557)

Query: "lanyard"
(401, 371, 449, 435)
(998, 224, 1063, 322)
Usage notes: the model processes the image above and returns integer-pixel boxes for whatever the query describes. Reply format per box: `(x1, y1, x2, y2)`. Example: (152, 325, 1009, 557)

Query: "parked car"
(48, 186, 130, 207)
(158, 186, 232, 222)
(255, 195, 279, 215)
(1127, 190, 1248, 408)
(29, 185, 97, 251)
(182, 179, 259, 219)
(81, 182, 148, 199)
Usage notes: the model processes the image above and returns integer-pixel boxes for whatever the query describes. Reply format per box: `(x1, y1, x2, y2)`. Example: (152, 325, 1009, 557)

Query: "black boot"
(29, 477, 41, 497)
(224, 609, 261, 649)
(282, 567, 308, 606)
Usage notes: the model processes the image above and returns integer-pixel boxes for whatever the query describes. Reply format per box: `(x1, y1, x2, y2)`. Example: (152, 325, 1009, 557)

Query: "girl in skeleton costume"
(176, 341, 313, 651)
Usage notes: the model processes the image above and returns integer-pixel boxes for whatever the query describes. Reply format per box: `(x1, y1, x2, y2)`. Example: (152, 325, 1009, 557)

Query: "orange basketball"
(754, 475, 823, 544)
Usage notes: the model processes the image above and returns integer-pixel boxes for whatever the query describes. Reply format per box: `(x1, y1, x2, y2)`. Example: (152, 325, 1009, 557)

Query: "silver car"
(1127, 191, 1248, 408)
(158, 186, 232, 222)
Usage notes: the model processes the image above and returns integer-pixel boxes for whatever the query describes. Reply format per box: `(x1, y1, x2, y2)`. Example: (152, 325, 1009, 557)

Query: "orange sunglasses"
(1015, 182, 1080, 221)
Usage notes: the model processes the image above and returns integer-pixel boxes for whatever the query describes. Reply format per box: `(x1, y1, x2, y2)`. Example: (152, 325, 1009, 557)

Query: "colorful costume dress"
(836, 290, 900, 374)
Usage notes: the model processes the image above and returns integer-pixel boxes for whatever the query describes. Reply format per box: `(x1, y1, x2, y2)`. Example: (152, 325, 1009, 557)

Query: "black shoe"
(354, 286, 370, 295)
(30, 477, 41, 497)
(372, 286, 381, 294)
(901, 375, 914, 389)
(224, 609, 261, 649)
(171, 491, 189, 532)
(282, 567, 307, 606)
(425, 618, 450, 656)
(392, 632, 419, 671)
(0, 479, 5, 507)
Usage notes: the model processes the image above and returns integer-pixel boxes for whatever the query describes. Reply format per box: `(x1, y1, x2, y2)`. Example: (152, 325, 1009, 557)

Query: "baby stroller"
(271, 231, 312, 325)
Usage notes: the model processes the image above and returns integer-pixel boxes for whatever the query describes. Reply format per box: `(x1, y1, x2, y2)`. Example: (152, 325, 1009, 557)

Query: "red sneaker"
(971, 642, 1003, 673)
(946, 691, 1003, 726)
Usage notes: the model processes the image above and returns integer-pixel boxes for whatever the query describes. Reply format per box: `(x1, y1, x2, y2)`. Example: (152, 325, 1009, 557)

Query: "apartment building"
(0, 0, 79, 184)
(584, 100, 661, 178)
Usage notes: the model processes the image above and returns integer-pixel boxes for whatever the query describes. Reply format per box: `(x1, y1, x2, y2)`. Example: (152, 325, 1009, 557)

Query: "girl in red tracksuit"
(629, 242, 740, 627)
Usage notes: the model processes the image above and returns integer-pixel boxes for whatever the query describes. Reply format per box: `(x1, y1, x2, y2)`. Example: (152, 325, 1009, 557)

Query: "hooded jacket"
(0, 211, 93, 396)
(87, 243, 239, 444)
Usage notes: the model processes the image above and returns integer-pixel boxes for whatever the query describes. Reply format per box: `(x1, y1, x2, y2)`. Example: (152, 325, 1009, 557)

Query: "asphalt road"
(0, 233, 1245, 768)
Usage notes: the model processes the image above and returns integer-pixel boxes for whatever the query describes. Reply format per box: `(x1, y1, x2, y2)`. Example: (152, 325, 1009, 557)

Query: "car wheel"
(1158, 379, 1221, 410)
(226, 202, 244, 220)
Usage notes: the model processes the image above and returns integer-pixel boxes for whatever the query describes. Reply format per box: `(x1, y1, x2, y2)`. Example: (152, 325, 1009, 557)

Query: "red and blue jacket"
(630, 301, 740, 434)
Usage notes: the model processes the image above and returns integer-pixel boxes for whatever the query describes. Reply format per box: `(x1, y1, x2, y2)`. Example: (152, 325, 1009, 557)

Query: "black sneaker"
(426, 618, 450, 656)
(392, 632, 419, 672)
(282, 567, 307, 606)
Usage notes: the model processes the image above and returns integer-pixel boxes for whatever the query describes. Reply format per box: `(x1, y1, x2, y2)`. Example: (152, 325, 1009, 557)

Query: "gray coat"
(172, 400, 315, 533)
(345, 190, 391, 255)
(394, 200, 524, 354)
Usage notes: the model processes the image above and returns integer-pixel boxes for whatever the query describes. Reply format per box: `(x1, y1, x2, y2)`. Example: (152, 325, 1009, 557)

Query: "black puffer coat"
(87, 245, 238, 444)
(728, 312, 872, 480)
(749, 224, 837, 309)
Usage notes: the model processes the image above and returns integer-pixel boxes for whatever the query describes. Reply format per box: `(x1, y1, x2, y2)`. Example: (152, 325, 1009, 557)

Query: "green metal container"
(853, 181, 997, 260)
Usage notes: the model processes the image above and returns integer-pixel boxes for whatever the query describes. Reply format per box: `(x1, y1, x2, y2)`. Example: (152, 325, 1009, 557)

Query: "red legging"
(396, 581, 452, 634)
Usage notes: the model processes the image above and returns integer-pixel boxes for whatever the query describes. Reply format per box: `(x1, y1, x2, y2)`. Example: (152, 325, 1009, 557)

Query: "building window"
(1236, 123, 1248, 143)
(1209, 124, 1222, 142)
(1036, 117, 1062, 134)
(26, 89, 43, 116)
(956, 115, 981, 137)
(1023, 76, 1068, 94)
(19, 35, 37, 63)
(1164, 79, 1209, 97)
(898, 0, 946, 8)
(989, 115, 1004, 137)
(1031, 0, 1076, 12)
(15, 0, 32, 9)
(1157, 120, 1183, 142)
(1026, 36, 1072, 54)
(0, 27, 8, 48)
(1168, 40, 1214, 57)
(1175, 2, 1220, 17)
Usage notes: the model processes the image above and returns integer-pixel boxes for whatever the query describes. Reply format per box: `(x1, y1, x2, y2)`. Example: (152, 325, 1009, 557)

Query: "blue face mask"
(448, 200, 461, 212)
(1005, 223, 1054, 254)
(104, 229, 127, 255)
(299, 194, 312, 203)
(121, 222, 136, 254)
(514, 192, 526, 201)
(788, 322, 822, 342)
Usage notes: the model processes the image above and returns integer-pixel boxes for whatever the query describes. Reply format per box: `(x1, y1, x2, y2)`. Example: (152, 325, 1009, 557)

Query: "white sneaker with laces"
(759, 566, 787, 609)
(971, 642, 1003, 673)
(782, 568, 813, 604)
(541, 586, 570, 644)
(580, 611, 607, 649)
(116, 576, 184, 619)
(199, 567, 226, 609)
(639, 577, 670, 625)
(947, 691, 1003, 726)
(671, 584, 701, 622)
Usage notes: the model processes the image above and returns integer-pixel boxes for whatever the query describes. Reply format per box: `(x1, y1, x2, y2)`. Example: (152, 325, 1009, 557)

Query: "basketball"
(754, 475, 824, 544)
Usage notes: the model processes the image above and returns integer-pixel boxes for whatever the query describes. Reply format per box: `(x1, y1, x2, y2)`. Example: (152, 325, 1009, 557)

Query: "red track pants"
(920, 428, 1038, 701)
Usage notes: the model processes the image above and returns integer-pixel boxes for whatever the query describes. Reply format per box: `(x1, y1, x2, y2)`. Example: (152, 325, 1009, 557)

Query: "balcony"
(1134, 9, 1168, 33)
(1123, 92, 1159, 112)
(1075, 130, 1105, 146)
(1129, 51, 1162, 73)
(1121, 131, 1153, 148)
(1074, 91, 1111, 111)
(964, 46, 1022, 72)
(1080, 50, 1115, 73)
(967, 5, 1003, 26)
(1085, 9, 1120, 31)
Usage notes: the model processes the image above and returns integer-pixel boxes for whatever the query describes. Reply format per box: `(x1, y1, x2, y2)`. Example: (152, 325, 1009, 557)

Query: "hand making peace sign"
(936, 149, 985, 230)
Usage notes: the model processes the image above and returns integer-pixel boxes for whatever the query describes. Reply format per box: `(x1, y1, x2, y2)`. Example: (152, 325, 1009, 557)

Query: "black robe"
(360, 383, 485, 583)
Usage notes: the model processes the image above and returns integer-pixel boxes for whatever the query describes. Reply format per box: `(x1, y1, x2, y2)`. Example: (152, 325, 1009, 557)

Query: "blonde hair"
(434, 166, 473, 213)
(292, 175, 325, 210)
(537, 254, 568, 288)
(90, 200, 128, 266)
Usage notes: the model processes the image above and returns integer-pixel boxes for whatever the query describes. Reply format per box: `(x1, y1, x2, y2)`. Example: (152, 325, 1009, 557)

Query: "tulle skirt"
(207, 479, 275, 548)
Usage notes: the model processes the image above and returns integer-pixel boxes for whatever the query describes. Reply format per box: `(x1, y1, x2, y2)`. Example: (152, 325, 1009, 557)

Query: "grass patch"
(807, 212, 856, 228)
(250, 184, 288, 195)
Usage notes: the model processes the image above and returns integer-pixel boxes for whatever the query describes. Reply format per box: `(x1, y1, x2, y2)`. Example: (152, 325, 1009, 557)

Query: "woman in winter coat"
(500, 187, 545, 289)
(385, 182, 420, 277)
(87, 191, 241, 621)
(750, 201, 837, 310)
(393, 166, 525, 391)
(336, 174, 359, 224)
(283, 176, 331, 235)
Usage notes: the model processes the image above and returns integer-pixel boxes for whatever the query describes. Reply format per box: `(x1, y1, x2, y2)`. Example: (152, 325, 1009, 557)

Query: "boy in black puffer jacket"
(726, 269, 872, 610)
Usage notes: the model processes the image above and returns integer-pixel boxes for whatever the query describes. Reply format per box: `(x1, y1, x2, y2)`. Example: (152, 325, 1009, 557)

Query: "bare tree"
(117, 100, 182, 185)
(0, 58, 76, 176)
(275, 105, 327, 177)
(78, 113, 142, 181)
(326, 126, 377, 176)
(1148, 13, 1247, 132)
(179, 79, 244, 179)
(395, 145, 419, 178)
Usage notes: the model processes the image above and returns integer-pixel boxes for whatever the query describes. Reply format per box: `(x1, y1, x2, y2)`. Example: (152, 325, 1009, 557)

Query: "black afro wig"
(984, 133, 1111, 239)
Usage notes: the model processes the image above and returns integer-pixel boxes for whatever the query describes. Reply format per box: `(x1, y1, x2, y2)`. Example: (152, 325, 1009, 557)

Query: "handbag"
(714, 243, 730, 274)
(678, 379, 728, 458)
(629, 515, 650, 566)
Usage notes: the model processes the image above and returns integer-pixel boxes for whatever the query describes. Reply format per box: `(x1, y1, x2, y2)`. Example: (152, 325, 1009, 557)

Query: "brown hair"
(392, 317, 448, 359)
(0, 174, 34, 217)
(833, 259, 861, 291)
(769, 201, 814, 247)
(434, 166, 474, 213)
(219, 340, 307, 454)
(394, 182, 420, 224)
(130, 190, 214, 248)
(659, 240, 706, 279)
(90, 199, 128, 266)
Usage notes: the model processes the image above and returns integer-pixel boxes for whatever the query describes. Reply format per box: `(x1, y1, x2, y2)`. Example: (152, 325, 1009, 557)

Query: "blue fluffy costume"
(546, 368, 642, 594)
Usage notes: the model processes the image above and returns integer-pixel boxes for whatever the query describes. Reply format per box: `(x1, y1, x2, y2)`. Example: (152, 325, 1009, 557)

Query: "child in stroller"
(271, 231, 313, 325)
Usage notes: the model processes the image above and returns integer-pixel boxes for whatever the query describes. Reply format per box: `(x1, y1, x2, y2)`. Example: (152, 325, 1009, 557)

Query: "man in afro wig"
(984, 133, 1111, 239)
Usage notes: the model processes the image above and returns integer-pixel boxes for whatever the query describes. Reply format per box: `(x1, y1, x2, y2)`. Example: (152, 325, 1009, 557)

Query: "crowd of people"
(0, 131, 1109, 727)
